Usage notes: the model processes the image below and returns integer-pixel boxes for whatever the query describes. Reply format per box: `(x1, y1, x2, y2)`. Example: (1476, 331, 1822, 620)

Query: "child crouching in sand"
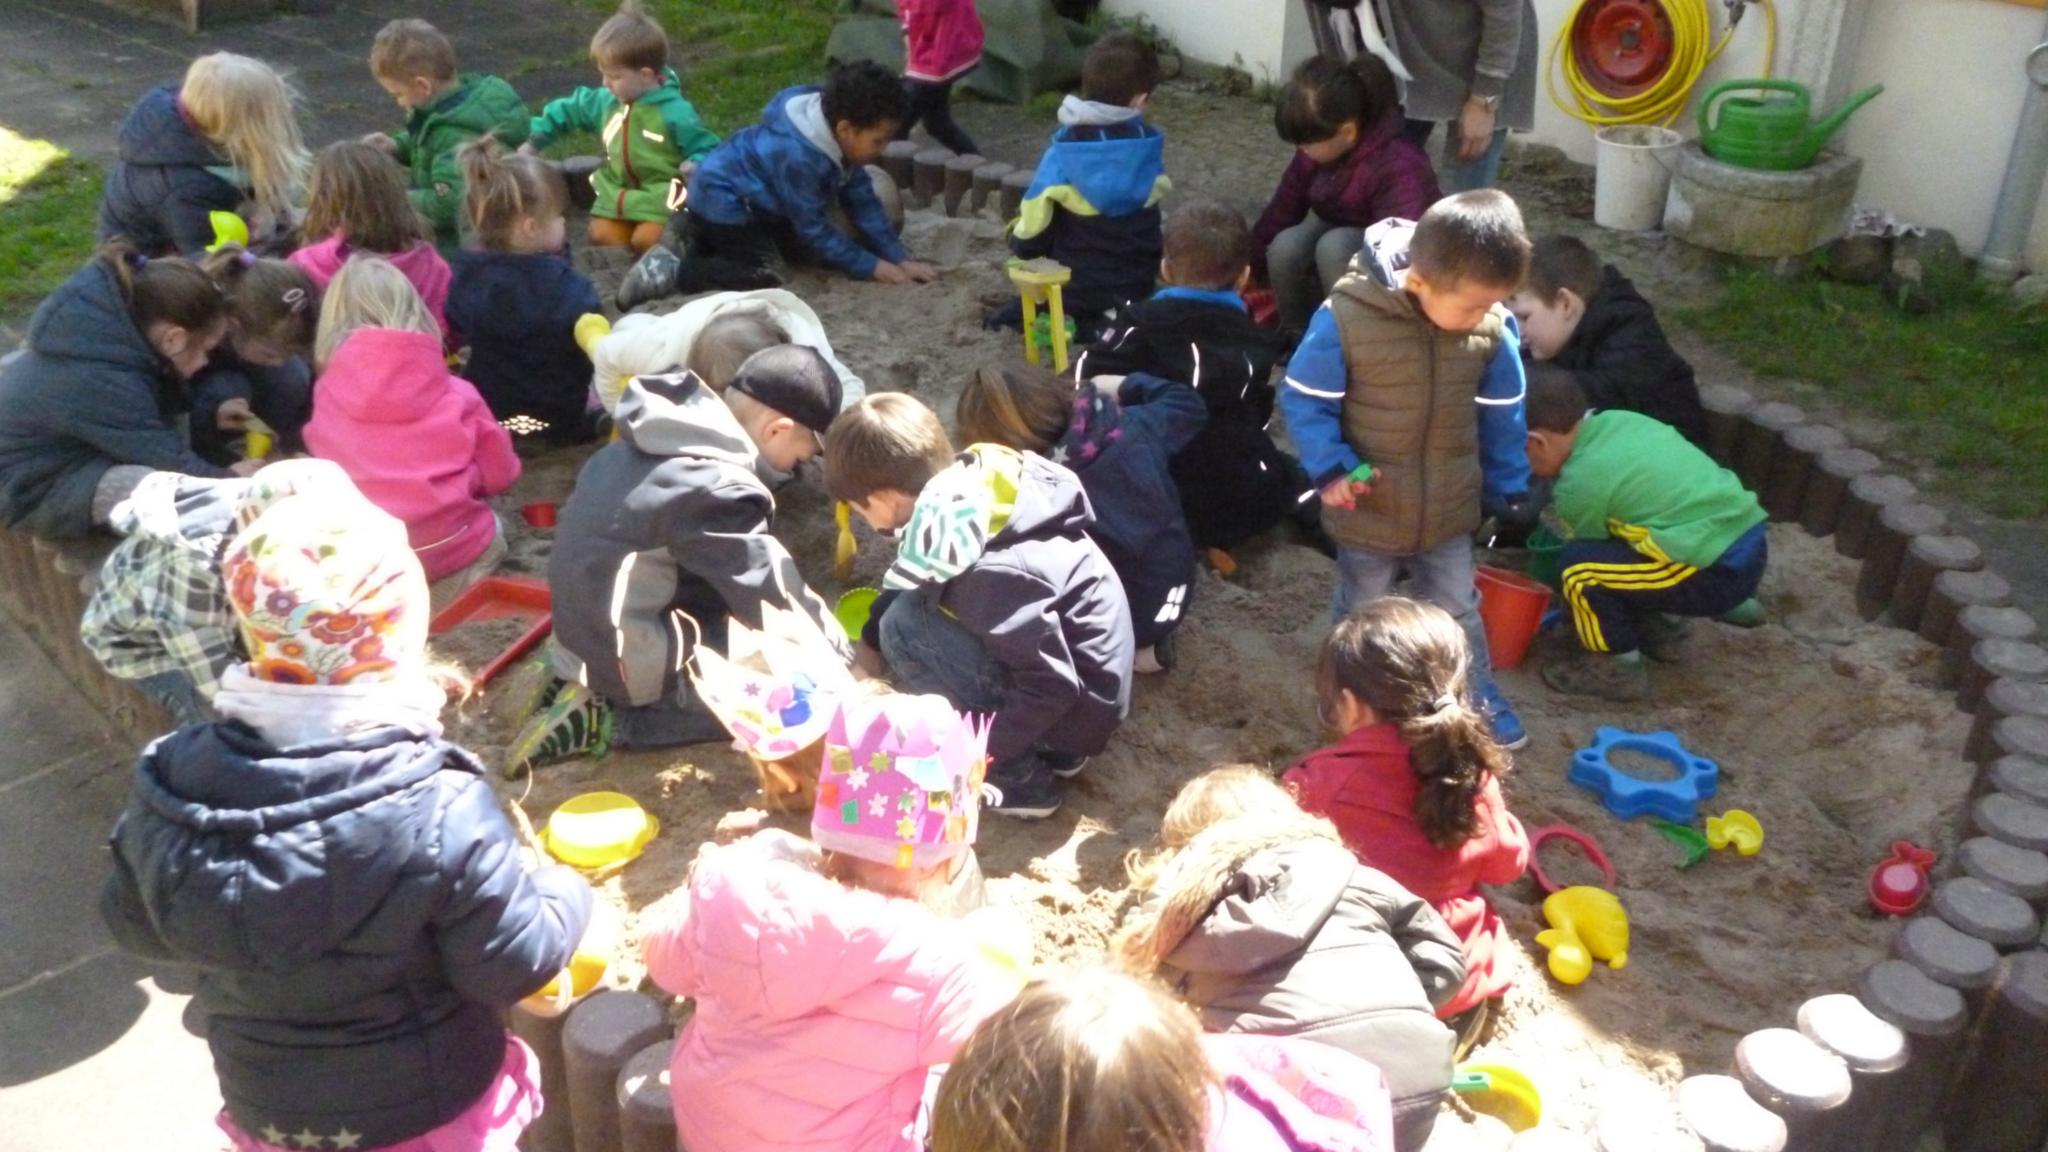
(1117, 766, 1463, 1151)
(933, 969, 1400, 1152)
(643, 690, 1025, 1152)
(1284, 597, 1529, 1053)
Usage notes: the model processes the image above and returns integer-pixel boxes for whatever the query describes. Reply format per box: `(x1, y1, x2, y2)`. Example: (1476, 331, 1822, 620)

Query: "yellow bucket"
(543, 792, 660, 870)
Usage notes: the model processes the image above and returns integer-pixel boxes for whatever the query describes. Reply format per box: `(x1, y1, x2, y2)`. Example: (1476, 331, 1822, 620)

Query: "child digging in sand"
(1523, 367, 1768, 702)
(1285, 597, 1530, 1056)
(642, 690, 1024, 1152)
(955, 361, 1202, 674)
(1117, 766, 1464, 1151)
(826, 393, 1133, 819)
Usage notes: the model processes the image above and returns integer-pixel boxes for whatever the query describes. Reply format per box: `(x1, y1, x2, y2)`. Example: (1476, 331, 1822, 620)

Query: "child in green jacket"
(523, 1, 720, 254)
(1524, 366, 1769, 702)
(365, 19, 531, 252)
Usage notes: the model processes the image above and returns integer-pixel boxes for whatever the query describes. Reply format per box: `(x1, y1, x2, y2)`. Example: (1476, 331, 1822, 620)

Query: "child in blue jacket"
(1279, 192, 1535, 750)
(956, 361, 1203, 673)
(624, 61, 935, 304)
(1001, 33, 1171, 339)
(101, 484, 593, 1152)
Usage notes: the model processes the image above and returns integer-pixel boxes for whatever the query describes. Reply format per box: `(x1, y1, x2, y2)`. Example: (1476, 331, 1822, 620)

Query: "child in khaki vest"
(1278, 190, 1535, 749)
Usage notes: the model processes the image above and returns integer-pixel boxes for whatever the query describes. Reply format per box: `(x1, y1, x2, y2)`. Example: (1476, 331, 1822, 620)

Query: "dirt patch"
(445, 82, 1976, 1137)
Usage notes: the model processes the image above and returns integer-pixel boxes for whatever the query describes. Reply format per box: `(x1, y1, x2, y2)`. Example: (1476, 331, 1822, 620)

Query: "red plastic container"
(429, 576, 553, 688)
(1868, 841, 1937, 916)
(521, 502, 558, 528)
(1477, 565, 1552, 670)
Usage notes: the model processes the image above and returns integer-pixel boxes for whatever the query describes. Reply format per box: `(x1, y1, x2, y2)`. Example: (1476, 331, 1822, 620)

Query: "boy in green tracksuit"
(365, 18, 531, 252)
(1523, 366, 1769, 702)
(523, 2, 720, 253)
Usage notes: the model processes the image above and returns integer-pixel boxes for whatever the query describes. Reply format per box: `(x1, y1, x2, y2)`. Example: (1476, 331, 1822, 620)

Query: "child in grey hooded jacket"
(1116, 766, 1464, 1152)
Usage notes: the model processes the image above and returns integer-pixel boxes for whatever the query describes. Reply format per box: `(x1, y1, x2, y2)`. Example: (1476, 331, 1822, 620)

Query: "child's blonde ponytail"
(459, 136, 564, 252)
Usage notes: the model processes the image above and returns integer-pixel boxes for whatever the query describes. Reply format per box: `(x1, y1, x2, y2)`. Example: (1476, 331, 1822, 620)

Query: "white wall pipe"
(1979, 13, 2048, 283)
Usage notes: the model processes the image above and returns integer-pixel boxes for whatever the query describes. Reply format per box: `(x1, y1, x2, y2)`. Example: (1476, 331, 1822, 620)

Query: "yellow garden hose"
(1547, 0, 1777, 127)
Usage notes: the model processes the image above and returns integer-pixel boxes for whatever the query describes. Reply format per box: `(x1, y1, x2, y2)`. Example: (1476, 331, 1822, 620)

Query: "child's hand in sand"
(853, 642, 886, 680)
(873, 260, 938, 285)
(713, 809, 772, 843)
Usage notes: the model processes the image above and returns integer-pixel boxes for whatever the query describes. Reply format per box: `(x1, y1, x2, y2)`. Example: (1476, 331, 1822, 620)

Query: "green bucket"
(835, 587, 880, 639)
(1527, 526, 1565, 592)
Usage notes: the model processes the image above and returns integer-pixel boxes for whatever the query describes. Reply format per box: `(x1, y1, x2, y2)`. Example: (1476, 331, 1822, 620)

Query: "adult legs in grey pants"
(1266, 213, 1367, 334)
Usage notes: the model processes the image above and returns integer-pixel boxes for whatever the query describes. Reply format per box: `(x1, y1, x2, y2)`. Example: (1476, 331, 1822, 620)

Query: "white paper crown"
(689, 603, 856, 760)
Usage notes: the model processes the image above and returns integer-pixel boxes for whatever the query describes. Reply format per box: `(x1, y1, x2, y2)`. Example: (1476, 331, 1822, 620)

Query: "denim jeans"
(1331, 535, 1500, 701)
(1401, 119, 1510, 193)
(877, 589, 1008, 714)
(1265, 212, 1365, 334)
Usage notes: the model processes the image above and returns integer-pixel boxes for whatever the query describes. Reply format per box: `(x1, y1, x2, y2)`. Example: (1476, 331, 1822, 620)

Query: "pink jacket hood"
(643, 831, 1016, 1152)
(304, 328, 518, 580)
(289, 239, 454, 349)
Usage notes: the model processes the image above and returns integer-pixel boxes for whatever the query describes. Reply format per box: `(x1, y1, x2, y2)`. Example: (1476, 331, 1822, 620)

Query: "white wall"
(1110, 0, 2048, 271)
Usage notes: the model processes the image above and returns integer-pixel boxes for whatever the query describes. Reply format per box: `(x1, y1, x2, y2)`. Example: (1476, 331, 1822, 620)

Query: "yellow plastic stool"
(1006, 258, 1074, 374)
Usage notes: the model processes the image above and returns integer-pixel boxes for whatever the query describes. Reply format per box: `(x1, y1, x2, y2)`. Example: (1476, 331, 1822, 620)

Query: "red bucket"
(1477, 565, 1552, 670)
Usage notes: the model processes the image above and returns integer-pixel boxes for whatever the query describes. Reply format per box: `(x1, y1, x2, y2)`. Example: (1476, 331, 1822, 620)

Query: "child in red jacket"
(1283, 596, 1528, 1050)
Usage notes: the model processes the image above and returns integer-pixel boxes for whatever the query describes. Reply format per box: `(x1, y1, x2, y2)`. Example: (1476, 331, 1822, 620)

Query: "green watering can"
(1698, 79, 1884, 171)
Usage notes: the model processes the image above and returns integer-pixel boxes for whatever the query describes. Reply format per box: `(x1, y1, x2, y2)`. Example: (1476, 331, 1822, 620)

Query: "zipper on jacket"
(1418, 327, 1437, 554)
(616, 100, 638, 218)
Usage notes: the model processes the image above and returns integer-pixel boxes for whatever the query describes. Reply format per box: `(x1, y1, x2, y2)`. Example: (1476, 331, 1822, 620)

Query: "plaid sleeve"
(80, 537, 239, 701)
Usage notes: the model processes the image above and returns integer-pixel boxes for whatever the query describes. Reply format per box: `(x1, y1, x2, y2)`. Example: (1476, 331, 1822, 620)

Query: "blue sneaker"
(1476, 680, 1530, 752)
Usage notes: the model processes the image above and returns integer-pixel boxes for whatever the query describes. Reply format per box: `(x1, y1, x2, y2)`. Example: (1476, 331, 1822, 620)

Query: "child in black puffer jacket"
(101, 483, 593, 1152)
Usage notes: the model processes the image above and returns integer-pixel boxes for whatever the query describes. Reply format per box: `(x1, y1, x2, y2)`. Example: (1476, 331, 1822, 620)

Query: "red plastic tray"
(429, 576, 553, 689)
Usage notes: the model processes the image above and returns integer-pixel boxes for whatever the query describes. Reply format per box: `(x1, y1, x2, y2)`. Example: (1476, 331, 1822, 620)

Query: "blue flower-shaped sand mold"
(1569, 727, 1719, 823)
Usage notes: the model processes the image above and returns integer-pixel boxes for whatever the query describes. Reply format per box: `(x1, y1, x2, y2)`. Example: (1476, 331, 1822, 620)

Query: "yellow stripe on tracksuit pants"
(1562, 523, 1697, 653)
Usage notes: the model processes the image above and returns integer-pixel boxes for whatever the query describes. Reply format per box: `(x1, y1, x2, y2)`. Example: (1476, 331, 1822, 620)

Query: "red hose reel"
(1570, 0, 1677, 97)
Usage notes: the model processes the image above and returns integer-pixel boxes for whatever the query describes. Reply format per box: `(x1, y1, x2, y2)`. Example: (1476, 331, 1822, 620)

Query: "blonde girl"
(306, 256, 518, 599)
(101, 53, 310, 256)
(932, 969, 1400, 1152)
(1115, 766, 1462, 1151)
(290, 140, 452, 344)
(445, 138, 606, 443)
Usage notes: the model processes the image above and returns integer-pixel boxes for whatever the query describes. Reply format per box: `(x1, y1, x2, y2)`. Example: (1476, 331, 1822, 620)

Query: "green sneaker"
(504, 682, 612, 778)
(1641, 614, 1693, 664)
(1720, 598, 1768, 628)
(1542, 649, 1651, 703)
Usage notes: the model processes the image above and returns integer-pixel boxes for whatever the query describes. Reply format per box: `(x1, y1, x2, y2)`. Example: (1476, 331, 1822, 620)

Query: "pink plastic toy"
(1868, 841, 1937, 916)
(1528, 823, 1618, 894)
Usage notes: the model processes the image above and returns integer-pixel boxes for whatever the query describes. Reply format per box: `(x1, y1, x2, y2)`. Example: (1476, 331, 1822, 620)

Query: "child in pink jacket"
(289, 141, 455, 349)
(304, 255, 517, 604)
(897, 0, 983, 156)
(643, 691, 1025, 1152)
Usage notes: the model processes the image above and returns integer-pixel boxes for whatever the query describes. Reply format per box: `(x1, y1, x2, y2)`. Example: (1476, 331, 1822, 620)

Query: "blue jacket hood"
(27, 258, 160, 374)
(118, 86, 232, 170)
(118, 722, 452, 970)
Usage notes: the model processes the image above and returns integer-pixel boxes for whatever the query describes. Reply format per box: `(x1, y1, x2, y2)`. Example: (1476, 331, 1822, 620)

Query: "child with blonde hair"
(1284, 598, 1529, 1048)
(523, 0, 720, 253)
(364, 18, 530, 250)
(102, 483, 593, 1152)
(190, 246, 318, 466)
(643, 690, 1024, 1152)
(932, 969, 1398, 1152)
(446, 138, 607, 445)
(0, 243, 246, 540)
(956, 361, 1202, 672)
(101, 52, 310, 256)
(1117, 766, 1463, 1151)
(290, 140, 452, 345)
(305, 256, 518, 606)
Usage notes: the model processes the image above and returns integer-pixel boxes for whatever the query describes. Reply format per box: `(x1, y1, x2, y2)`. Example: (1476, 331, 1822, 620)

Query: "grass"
(1676, 264, 2048, 517)
(0, 128, 103, 325)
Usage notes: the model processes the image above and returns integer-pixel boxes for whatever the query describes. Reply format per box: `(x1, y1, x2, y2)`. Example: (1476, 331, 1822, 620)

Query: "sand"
(436, 80, 1977, 1138)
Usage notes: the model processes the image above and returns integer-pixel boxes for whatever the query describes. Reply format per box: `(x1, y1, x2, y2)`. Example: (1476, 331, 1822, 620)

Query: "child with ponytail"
(101, 52, 310, 256)
(1282, 597, 1528, 1046)
(193, 245, 318, 466)
(445, 138, 607, 444)
(0, 243, 242, 540)
(290, 140, 453, 346)
(954, 361, 1203, 673)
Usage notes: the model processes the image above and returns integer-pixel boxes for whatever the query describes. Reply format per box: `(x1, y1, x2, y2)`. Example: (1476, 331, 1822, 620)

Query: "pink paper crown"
(689, 604, 855, 760)
(810, 693, 991, 870)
